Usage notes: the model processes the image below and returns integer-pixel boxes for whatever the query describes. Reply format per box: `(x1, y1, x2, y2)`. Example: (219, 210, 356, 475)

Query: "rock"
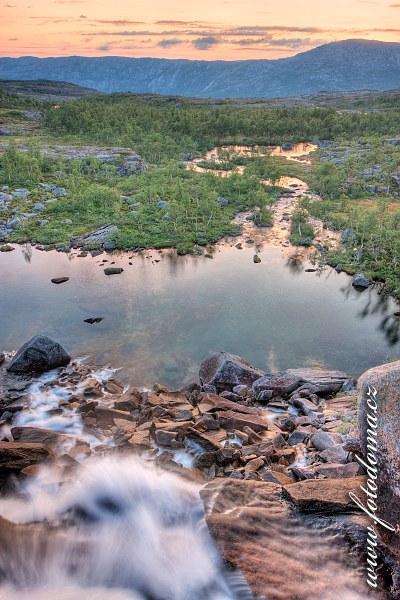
(0, 441, 53, 471)
(215, 410, 269, 433)
(11, 426, 73, 450)
(7, 335, 70, 373)
(341, 229, 356, 243)
(253, 255, 261, 263)
(217, 196, 229, 207)
(32, 203, 46, 211)
(311, 430, 342, 451)
(314, 463, 363, 478)
(157, 201, 168, 210)
(0, 244, 14, 252)
(255, 390, 273, 403)
(51, 277, 69, 284)
(71, 224, 117, 247)
(232, 384, 248, 397)
(352, 273, 369, 289)
(103, 242, 116, 251)
(11, 188, 30, 199)
(252, 373, 301, 398)
(319, 445, 348, 464)
(282, 477, 366, 512)
(199, 352, 265, 392)
(358, 360, 400, 545)
(104, 267, 123, 275)
(84, 317, 104, 324)
(287, 431, 309, 446)
(287, 368, 350, 395)
(94, 406, 134, 428)
(52, 187, 66, 196)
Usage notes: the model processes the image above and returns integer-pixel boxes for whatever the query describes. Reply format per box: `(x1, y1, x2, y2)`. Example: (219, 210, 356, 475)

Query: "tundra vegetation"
(0, 87, 400, 290)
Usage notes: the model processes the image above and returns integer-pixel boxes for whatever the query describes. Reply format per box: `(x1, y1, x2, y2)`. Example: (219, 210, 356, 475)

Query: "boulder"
(104, 267, 123, 275)
(253, 255, 261, 263)
(252, 373, 301, 398)
(51, 277, 69, 284)
(11, 426, 73, 450)
(199, 352, 265, 392)
(311, 430, 343, 451)
(358, 361, 400, 546)
(71, 224, 117, 247)
(7, 336, 70, 373)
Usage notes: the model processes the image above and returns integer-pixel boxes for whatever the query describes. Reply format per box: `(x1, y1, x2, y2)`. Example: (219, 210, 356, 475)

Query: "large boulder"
(199, 352, 265, 392)
(7, 336, 70, 373)
(358, 360, 400, 548)
(286, 368, 350, 395)
(0, 441, 54, 471)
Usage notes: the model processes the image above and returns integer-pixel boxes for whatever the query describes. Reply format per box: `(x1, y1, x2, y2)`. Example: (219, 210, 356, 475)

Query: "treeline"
(44, 94, 400, 162)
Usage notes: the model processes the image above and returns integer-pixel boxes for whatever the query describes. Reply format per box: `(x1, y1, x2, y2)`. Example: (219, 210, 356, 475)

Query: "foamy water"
(0, 457, 256, 600)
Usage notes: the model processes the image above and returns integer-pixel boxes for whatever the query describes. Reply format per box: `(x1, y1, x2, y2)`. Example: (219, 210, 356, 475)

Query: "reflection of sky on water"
(1, 244, 399, 387)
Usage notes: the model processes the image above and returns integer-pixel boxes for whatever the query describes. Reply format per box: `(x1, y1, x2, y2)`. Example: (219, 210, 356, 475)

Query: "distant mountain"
(1, 40, 399, 98)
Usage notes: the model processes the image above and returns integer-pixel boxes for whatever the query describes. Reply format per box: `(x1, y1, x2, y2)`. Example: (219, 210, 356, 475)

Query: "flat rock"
(104, 267, 123, 275)
(314, 463, 363, 478)
(11, 426, 75, 450)
(215, 410, 269, 432)
(282, 476, 366, 512)
(287, 368, 350, 394)
(51, 277, 69, 284)
(311, 430, 343, 451)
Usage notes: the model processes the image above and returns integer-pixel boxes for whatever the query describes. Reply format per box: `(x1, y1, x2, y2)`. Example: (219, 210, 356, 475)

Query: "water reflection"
(21, 244, 32, 264)
(0, 244, 399, 385)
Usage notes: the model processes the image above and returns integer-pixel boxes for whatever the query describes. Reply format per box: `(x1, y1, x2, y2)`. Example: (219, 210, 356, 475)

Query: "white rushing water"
(0, 457, 256, 600)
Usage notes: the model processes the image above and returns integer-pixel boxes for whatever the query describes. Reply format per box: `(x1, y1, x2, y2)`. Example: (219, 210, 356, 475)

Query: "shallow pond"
(1, 243, 399, 387)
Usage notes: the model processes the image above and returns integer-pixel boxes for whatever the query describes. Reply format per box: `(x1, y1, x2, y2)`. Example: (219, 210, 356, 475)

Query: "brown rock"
(11, 426, 74, 450)
(94, 406, 134, 427)
(215, 410, 268, 432)
(287, 368, 351, 395)
(0, 441, 54, 470)
(282, 476, 366, 512)
(314, 463, 363, 479)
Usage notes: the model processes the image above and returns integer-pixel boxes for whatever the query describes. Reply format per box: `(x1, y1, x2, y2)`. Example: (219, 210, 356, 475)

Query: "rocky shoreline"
(0, 337, 399, 598)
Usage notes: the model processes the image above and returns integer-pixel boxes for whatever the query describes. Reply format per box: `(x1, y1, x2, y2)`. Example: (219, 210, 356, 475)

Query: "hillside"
(1, 40, 400, 98)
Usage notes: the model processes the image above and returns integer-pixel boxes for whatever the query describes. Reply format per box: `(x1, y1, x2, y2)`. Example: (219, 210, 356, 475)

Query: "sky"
(0, 0, 399, 60)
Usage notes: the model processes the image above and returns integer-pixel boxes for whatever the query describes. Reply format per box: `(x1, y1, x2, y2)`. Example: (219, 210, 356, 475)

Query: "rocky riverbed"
(0, 336, 399, 599)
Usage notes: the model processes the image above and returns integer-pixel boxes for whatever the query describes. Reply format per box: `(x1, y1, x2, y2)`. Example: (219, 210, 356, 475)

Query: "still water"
(0, 243, 399, 387)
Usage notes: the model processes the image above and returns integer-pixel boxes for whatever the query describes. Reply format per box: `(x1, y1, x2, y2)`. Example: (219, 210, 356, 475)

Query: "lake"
(1, 243, 399, 388)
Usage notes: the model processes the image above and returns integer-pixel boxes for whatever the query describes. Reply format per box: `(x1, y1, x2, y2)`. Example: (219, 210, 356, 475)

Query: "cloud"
(93, 20, 145, 25)
(192, 36, 221, 50)
(97, 43, 110, 51)
(8, 37, 18, 40)
(158, 38, 183, 48)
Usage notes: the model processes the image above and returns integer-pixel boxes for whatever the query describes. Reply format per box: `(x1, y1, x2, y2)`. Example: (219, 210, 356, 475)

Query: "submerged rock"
(51, 277, 69, 284)
(7, 335, 70, 373)
(104, 267, 123, 275)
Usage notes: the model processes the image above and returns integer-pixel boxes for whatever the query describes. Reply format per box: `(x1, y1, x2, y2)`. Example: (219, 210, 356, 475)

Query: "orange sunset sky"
(1, 0, 399, 60)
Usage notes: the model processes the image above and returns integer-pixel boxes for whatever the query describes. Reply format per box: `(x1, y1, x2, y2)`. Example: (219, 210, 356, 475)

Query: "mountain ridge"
(1, 40, 400, 98)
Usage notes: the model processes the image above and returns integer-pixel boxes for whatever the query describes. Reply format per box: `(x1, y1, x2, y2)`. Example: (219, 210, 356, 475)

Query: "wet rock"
(94, 406, 134, 428)
(0, 441, 54, 471)
(286, 477, 367, 513)
(7, 335, 70, 373)
(358, 360, 400, 548)
(51, 277, 69, 284)
(252, 373, 301, 398)
(11, 426, 74, 450)
(104, 267, 123, 275)
(199, 352, 265, 392)
(352, 273, 369, 289)
(253, 255, 261, 263)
